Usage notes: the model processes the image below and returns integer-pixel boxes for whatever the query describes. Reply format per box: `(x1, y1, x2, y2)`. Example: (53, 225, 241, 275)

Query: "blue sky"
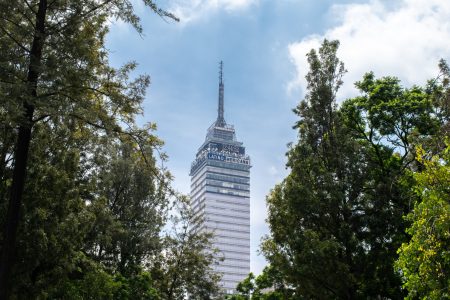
(106, 0, 450, 275)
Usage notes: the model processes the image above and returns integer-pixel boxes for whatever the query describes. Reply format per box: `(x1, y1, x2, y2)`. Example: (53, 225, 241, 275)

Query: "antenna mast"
(216, 61, 226, 127)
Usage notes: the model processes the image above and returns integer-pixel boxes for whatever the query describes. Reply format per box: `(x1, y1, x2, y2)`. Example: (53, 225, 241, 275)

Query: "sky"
(106, 0, 450, 275)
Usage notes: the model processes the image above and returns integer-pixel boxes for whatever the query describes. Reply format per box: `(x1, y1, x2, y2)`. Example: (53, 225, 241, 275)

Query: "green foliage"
(236, 272, 256, 297)
(112, 271, 161, 300)
(152, 199, 222, 300)
(55, 267, 118, 300)
(226, 266, 291, 299)
(54, 268, 160, 300)
(344, 72, 437, 160)
(396, 144, 450, 299)
(339, 71, 441, 297)
(84, 136, 167, 276)
(4, 117, 170, 298)
(262, 40, 445, 298)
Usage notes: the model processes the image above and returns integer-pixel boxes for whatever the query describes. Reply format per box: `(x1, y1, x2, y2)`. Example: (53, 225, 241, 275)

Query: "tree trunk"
(0, 0, 47, 297)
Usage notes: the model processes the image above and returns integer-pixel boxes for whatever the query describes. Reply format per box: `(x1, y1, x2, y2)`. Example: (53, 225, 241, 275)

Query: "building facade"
(190, 63, 251, 293)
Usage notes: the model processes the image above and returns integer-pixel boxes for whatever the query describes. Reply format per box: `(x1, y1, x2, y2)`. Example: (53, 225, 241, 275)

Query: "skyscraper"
(190, 62, 251, 294)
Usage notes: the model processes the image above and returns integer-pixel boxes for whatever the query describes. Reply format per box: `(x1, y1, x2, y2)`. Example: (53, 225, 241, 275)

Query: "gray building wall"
(190, 110, 251, 294)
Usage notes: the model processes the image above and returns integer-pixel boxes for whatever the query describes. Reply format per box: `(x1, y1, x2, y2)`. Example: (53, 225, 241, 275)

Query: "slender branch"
(37, 84, 114, 99)
(46, 0, 59, 9)
(0, 65, 28, 83)
(15, 5, 36, 29)
(0, 26, 30, 53)
(0, 78, 22, 85)
(347, 109, 386, 172)
(0, 15, 28, 31)
(110, 182, 127, 214)
(46, 0, 115, 33)
(23, 0, 37, 14)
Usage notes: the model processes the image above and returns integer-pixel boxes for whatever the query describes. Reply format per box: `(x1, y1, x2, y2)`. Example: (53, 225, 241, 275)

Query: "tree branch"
(23, 0, 37, 14)
(0, 26, 30, 53)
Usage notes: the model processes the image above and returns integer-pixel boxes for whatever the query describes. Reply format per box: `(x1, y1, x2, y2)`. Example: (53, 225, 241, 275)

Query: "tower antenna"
(219, 61, 223, 85)
(216, 61, 226, 127)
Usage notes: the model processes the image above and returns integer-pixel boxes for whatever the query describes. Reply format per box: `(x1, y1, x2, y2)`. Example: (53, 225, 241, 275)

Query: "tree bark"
(0, 0, 47, 298)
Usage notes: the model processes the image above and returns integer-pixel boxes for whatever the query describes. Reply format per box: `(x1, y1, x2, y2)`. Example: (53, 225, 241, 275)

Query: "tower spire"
(216, 61, 226, 127)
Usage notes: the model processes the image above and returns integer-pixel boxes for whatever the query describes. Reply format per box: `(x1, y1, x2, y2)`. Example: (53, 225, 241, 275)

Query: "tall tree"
(262, 40, 439, 298)
(262, 39, 366, 298)
(341, 72, 439, 297)
(0, 0, 177, 296)
(1, 95, 171, 298)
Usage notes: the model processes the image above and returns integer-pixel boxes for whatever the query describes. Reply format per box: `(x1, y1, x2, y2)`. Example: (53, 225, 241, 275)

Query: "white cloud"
(288, 0, 450, 100)
(169, 0, 258, 24)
